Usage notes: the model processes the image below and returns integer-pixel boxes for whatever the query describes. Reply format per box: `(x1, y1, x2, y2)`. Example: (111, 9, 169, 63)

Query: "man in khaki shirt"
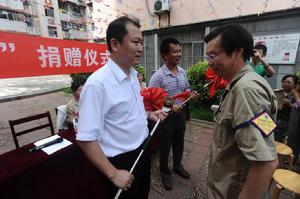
(204, 24, 278, 199)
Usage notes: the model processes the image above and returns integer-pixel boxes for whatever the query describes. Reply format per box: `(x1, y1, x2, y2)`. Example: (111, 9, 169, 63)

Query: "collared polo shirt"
(76, 59, 148, 157)
(148, 64, 190, 105)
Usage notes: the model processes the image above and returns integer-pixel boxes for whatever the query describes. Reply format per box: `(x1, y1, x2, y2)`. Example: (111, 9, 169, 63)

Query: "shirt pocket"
(215, 110, 234, 148)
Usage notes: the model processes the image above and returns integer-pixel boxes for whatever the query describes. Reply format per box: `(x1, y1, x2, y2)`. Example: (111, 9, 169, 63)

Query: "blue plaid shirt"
(149, 64, 191, 105)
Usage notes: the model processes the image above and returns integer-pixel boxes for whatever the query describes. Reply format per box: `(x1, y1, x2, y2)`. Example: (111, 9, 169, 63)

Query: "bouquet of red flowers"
(141, 88, 192, 111)
(141, 87, 168, 111)
(205, 67, 228, 98)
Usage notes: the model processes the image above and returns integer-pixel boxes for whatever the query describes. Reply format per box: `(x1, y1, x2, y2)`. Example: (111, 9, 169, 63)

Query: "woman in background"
(274, 75, 298, 142)
(67, 78, 85, 128)
(250, 43, 275, 77)
(137, 72, 147, 89)
(288, 78, 300, 167)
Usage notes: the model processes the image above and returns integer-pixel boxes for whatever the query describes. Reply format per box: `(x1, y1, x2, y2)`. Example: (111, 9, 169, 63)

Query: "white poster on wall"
(253, 33, 300, 65)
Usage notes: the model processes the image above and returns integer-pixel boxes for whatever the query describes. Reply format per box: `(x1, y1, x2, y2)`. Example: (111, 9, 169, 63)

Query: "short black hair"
(254, 43, 267, 56)
(106, 16, 140, 52)
(281, 74, 298, 86)
(160, 37, 181, 59)
(204, 24, 253, 61)
(71, 78, 85, 93)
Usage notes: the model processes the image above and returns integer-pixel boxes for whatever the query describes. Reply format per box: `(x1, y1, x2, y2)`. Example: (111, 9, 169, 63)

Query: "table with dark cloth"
(0, 130, 108, 199)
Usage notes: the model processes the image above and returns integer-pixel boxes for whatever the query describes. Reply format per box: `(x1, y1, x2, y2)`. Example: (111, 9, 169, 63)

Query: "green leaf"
(186, 61, 222, 108)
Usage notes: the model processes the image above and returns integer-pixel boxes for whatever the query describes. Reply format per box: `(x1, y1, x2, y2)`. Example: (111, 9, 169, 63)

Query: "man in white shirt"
(76, 16, 167, 199)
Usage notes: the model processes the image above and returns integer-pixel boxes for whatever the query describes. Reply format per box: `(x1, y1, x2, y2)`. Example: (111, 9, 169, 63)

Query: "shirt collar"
(162, 64, 183, 76)
(225, 64, 253, 91)
(109, 58, 137, 82)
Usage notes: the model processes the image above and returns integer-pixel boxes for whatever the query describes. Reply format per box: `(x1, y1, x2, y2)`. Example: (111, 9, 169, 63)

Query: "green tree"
(187, 61, 222, 108)
(186, 61, 225, 121)
(70, 73, 91, 83)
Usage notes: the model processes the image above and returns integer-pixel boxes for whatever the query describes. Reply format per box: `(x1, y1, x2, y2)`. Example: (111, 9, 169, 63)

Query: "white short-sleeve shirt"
(76, 59, 148, 157)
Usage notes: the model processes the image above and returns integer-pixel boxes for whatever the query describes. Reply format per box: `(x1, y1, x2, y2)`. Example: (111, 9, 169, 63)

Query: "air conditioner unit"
(154, 0, 170, 14)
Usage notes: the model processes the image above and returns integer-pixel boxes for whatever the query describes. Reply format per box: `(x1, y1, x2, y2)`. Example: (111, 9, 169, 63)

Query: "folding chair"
(8, 111, 55, 148)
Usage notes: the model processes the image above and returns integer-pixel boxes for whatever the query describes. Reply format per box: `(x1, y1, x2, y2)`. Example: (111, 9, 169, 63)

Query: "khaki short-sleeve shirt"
(207, 65, 278, 199)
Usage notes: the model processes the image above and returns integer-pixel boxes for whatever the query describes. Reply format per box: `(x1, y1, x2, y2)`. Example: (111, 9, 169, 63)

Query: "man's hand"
(282, 98, 292, 108)
(77, 141, 134, 191)
(190, 90, 200, 101)
(148, 110, 168, 122)
(172, 104, 182, 113)
(110, 169, 134, 191)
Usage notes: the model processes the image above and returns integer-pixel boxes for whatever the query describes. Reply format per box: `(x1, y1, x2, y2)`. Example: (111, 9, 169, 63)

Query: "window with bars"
(70, 5, 83, 17)
(25, 16, 34, 27)
(7, 12, 15, 20)
(61, 21, 71, 31)
(45, 7, 54, 17)
(192, 42, 205, 64)
(181, 43, 193, 70)
(48, 26, 57, 37)
(180, 42, 205, 69)
(0, 10, 25, 22)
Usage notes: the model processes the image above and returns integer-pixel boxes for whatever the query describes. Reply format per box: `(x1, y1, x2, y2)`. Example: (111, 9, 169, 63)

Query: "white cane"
(203, 79, 215, 88)
(114, 97, 174, 199)
(179, 96, 192, 108)
(178, 80, 214, 109)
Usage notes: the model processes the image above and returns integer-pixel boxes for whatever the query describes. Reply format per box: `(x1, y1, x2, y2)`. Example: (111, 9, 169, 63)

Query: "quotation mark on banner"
(0, 43, 15, 52)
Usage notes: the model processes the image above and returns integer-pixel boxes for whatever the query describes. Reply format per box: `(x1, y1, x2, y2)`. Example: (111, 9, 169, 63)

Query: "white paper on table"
(34, 134, 72, 155)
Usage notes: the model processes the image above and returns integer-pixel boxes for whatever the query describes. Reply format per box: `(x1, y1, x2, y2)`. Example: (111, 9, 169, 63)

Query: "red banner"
(0, 32, 109, 78)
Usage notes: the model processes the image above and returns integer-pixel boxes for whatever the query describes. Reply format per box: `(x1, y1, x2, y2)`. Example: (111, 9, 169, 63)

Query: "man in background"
(149, 37, 198, 191)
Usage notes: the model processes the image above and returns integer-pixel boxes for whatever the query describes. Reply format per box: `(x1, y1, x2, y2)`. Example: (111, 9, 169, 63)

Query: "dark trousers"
(107, 141, 151, 199)
(159, 111, 186, 174)
(288, 107, 300, 164)
(274, 119, 289, 142)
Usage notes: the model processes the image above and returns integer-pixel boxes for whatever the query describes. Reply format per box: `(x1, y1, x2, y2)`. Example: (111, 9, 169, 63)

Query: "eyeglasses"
(282, 80, 294, 85)
(204, 50, 224, 61)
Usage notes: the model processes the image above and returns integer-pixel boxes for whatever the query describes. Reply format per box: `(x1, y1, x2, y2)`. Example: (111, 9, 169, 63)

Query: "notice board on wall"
(253, 33, 300, 65)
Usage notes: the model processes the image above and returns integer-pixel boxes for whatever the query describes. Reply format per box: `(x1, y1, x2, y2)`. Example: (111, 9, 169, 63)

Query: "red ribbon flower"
(173, 91, 191, 101)
(141, 88, 192, 111)
(205, 67, 228, 98)
(141, 87, 168, 111)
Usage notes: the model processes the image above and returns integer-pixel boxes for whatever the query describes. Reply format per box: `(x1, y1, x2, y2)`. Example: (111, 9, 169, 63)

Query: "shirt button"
(214, 164, 218, 170)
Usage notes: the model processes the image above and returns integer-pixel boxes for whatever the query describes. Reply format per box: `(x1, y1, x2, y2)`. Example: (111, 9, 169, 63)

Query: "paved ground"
(0, 92, 297, 199)
(0, 91, 215, 198)
(0, 92, 72, 153)
(149, 120, 214, 199)
(0, 75, 71, 101)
